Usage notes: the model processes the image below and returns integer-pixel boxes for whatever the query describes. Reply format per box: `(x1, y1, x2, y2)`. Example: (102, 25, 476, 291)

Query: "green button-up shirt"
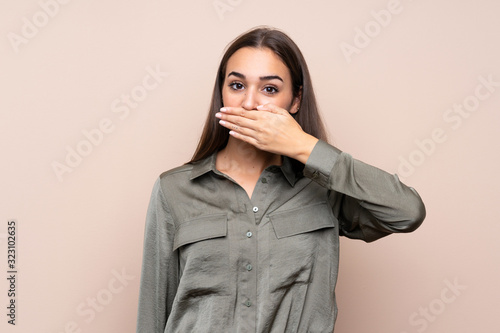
(136, 140, 425, 333)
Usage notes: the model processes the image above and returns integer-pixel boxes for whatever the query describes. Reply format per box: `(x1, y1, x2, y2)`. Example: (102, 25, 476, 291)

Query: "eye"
(263, 86, 279, 94)
(229, 82, 244, 90)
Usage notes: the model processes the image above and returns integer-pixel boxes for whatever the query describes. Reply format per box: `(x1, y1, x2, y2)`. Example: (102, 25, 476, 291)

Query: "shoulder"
(154, 154, 215, 193)
(148, 164, 196, 203)
(159, 163, 194, 180)
(155, 163, 196, 190)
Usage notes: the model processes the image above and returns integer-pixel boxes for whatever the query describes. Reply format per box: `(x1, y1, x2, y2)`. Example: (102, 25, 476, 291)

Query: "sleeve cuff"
(303, 140, 342, 186)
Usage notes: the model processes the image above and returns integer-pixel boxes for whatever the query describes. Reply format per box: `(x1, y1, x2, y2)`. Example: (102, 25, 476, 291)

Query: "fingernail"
(215, 113, 222, 118)
(219, 120, 226, 125)
(220, 107, 227, 112)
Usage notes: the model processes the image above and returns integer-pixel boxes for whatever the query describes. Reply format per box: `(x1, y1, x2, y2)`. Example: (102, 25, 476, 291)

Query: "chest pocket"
(268, 202, 336, 292)
(173, 213, 230, 298)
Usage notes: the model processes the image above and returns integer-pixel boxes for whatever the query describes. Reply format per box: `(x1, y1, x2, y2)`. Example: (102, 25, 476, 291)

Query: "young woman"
(136, 26, 425, 333)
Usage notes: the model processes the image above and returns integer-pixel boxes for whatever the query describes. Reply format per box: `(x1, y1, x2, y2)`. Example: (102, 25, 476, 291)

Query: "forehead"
(225, 47, 291, 80)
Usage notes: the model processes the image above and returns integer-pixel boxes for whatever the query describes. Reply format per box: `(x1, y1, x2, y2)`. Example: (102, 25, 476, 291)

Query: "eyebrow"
(227, 71, 283, 82)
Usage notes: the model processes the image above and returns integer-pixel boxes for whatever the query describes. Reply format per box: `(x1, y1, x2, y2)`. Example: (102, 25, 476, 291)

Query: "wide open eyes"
(228, 81, 279, 95)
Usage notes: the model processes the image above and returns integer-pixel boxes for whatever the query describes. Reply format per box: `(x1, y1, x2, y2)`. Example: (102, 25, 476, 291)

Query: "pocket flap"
(269, 202, 336, 239)
(173, 213, 227, 251)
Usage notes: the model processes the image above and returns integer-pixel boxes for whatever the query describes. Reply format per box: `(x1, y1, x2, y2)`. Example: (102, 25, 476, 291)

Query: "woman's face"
(222, 47, 300, 113)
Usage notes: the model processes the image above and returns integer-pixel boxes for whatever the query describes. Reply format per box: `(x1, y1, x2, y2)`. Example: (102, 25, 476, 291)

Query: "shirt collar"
(279, 156, 299, 186)
(189, 153, 299, 187)
(189, 153, 217, 180)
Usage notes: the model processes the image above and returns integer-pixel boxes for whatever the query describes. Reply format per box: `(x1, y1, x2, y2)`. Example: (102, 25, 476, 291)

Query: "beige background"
(1, 0, 499, 332)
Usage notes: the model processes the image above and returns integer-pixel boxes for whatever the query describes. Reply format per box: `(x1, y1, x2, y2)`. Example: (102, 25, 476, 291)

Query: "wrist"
(291, 133, 319, 164)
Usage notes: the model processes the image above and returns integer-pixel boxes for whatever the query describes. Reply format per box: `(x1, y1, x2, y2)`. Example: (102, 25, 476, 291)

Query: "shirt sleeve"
(303, 140, 426, 242)
(136, 177, 179, 333)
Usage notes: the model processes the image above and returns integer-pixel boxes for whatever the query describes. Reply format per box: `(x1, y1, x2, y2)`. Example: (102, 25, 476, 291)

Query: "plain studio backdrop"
(1, 0, 499, 332)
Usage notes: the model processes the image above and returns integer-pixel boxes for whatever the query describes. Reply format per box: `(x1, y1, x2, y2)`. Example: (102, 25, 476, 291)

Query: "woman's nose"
(241, 88, 259, 110)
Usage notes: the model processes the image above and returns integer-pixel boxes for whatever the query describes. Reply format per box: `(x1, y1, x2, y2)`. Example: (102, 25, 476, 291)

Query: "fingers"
(214, 103, 309, 156)
(227, 129, 258, 146)
(215, 104, 295, 151)
(217, 116, 257, 146)
(219, 103, 288, 116)
(216, 112, 257, 132)
(256, 103, 287, 115)
(216, 104, 288, 127)
(219, 107, 257, 119)
(217, 119, 248, 133)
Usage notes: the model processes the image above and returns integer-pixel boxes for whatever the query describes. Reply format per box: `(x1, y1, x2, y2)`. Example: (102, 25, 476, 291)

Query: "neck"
(216, 137, 281, 176)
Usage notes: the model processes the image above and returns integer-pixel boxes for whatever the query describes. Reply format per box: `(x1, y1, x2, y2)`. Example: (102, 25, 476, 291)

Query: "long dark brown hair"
(189, 26, 328, 163)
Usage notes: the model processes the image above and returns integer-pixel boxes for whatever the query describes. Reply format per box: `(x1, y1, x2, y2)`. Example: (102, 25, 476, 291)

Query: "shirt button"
(252, 206, 259, 213)
(245, 300, 252, 307)
(246, 231, 253, 238)
(261, 178, 268, 183)
(246, 264, 253, 271)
